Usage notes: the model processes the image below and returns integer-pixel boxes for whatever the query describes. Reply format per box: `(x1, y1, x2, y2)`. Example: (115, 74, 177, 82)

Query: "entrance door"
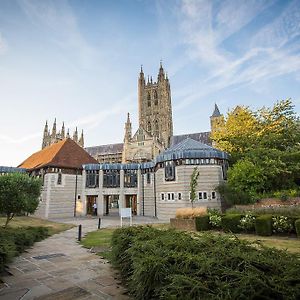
(104, 195, 119, 215)
(125, 195, 137, 215)
(86, 195, 97, 215)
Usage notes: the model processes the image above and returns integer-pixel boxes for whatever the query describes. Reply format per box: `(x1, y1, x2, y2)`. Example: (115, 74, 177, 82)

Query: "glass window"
(124, 170, 138, 188)
(212, 191, 216, 199)
(103, 170, 120, 188)
(171, 193, 174, 200)
(86, 170, 99, 188)
(146, 172, 151, 184)
(57, 173, 62, 185)
(161, 193, 164, 200)
(164, 161, 175, 181)
(178, 192, 182, 200)
(203, 192, 207, 200)
(198, 192, 202, 200)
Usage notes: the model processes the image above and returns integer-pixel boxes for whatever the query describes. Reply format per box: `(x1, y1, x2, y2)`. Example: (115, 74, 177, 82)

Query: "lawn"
(81, 225, 300, 255)
(0, 216, 74, 235)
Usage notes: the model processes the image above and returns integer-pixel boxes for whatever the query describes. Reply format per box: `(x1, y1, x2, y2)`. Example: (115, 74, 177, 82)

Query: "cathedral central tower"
(138, 62, 173, 148)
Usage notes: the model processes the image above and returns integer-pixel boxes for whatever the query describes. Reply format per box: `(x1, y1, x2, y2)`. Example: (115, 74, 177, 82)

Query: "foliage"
(221, 214, 242, 233)
(0, 226, 49, 272)
(207, 209, 222, 228)
(111, 226, 300, 299)
(189, 167, 199, 208)
(195, 215, 210, 231)
(176, 207, 207, 219)
(295, 219, 300, 238)
(216, 183, 252, 206)
(272, 216, 293, 234)
(0, 173, 42, 227)
(239, 214, 256, 232)
(212, 99, 300, 200)
(255, 215, 273, 236)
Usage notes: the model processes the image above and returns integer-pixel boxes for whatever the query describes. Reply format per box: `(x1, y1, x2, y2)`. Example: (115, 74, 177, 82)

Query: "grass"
(0, 216, 75, 235)
(81, 225, 300, 256)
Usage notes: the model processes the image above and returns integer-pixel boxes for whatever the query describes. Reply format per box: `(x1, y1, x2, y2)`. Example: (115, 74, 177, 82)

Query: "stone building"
(42, 119, 84, 149)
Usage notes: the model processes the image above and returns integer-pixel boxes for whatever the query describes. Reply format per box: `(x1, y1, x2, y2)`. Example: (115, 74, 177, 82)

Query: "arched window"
(147, 92, 151, 107)
(147, 121, 151, 133)
(154, 90, 158, 105)
(155, 120, 159, 137)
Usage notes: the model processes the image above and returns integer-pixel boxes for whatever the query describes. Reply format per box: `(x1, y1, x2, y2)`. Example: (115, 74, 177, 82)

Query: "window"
(147, 121, 151, 132)
(154, 90, 158, 105)
(165, 161, 175, 181)
(147, 92, 151, 107)
(161, 193, 165, 200)
(168, 193, 171, 200)
(103, 170, 120, 188)
(178, 192, 182, 200)
(203, 192, 207, 200)
(212, 191, 216, 199)
(57, 173, 62, 185)
(154, 120, 159, 137)
(86, 170, 99, 188)
(198, 192, 203, 200)
(124, 170, 138, 188)
(171, 193, 174, 200)
(146, 172, 151, 184)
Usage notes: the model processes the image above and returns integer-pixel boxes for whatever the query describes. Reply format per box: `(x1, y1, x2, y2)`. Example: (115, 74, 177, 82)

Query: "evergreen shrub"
(111, 226, 300, 300)
(255, 215, 273, 236)
(221, 214, 242, 233)
(195, 215, 210, 231)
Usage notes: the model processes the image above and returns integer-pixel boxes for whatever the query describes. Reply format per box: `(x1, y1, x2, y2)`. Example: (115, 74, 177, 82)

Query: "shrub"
(295, 219, 300, 238)
(111, 227, 300, 300)
(207, 209, 222, 228)
(175, 207, 207, 219)
(255, 215, 273, 236)
(221, 214, 242, 233)
(272, 216, 293, 234)
(238, 214, 256, 232)
(195, 215, 210, 231)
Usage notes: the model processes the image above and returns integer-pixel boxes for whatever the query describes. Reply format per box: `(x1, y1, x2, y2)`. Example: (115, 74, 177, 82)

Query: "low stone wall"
(170, 218, 196, 231)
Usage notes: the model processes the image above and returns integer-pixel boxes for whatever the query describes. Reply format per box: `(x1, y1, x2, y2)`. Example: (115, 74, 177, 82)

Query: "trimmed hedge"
(195, 215, 210, 231)
(111, 226, 300, 300)
(221, 214, 242, 233)
(0, 227, 49, 272)
(255, 215, 273, 236)
(295, 219, 300, 238)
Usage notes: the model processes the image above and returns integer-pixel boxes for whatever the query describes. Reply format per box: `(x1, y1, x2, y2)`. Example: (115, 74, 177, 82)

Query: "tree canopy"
(212, 99, 300, 203)
(0, 173, 42, 227)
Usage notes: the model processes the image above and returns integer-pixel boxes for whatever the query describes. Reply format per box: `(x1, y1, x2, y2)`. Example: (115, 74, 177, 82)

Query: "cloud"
(173, 0, 300, 109)
(0, 32, 8, 55)
(0, 132, 40, 144)
(18, 0, 98, 69)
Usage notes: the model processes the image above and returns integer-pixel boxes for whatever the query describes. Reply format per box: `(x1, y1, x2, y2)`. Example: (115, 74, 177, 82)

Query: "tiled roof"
(19, 138, 97, 170)
(170, 131, 211, 146)
(85, 143, 124, 156)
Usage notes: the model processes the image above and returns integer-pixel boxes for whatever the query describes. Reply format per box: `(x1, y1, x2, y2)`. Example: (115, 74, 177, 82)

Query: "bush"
(207, 209, 222, 228)
(221, 214, 242, 233)
(238, 214, 256, 232)
(272, 216, 293, 234)
(0, 226, 49, 272)
(294, 219, 300, 238)
(255, 215, 273, 236)
(111, 226, 300, 300)
(195, 215, 210, 231)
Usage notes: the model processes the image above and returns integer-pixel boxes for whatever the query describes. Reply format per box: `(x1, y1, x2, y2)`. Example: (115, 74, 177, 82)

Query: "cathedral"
(42, 119, 84, 149)
(85, 63, 223, 164)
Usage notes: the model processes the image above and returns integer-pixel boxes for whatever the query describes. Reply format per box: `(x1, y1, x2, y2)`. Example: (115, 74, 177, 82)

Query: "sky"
(0, 0, 300, 166)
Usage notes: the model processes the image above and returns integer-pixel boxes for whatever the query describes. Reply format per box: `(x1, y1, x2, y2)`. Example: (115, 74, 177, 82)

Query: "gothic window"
(155, 120, 159, 137)
(103, 170, 120, 188)
(165, 161, 175, 181)
(154, 90, 158, 105)
(124, 170, 138, 188)
(147, 92, 151, 107)
(86, 170, 99, 188)
(147, 121, 151, 133)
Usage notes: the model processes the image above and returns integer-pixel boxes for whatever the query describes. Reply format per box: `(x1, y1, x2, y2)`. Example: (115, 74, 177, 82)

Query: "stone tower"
(210, 104, 224, 141)
(138, 63, 173, 148)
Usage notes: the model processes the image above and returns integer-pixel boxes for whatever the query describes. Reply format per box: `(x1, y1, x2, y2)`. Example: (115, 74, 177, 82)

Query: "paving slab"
(1, 215, 163, 299)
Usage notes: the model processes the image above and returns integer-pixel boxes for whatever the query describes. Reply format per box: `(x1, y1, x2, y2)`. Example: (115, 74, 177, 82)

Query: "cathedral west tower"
(138, 62, 173, 148)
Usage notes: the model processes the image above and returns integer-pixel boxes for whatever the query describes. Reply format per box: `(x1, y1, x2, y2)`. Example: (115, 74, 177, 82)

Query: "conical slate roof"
(211, 103, 221, 117)
(156, 138, 228, 162)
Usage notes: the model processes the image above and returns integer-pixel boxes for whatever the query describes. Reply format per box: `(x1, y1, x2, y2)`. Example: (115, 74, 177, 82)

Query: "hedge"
(0, 227, 49, 272)
(221, 214, 242, 233)
(111, 226, 300, 299)
(255, 215, 273, 236)
(195, 215, 210, 231)
(295, 219, 300, 238)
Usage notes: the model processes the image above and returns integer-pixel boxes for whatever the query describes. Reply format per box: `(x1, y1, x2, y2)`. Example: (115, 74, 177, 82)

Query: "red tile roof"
(19, 138, 98, 170)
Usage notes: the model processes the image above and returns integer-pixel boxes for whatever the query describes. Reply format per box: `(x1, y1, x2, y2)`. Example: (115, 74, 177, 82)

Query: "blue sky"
(0, 0, 300, 166)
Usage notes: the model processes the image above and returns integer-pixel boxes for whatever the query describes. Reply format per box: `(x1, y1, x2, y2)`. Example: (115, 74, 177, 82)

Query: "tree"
(0, 173, 42, 227)
(190, 167, 199, 208)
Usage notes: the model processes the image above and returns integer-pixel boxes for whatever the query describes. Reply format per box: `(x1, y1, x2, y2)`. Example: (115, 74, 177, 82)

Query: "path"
(0, 216, 164, 300)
